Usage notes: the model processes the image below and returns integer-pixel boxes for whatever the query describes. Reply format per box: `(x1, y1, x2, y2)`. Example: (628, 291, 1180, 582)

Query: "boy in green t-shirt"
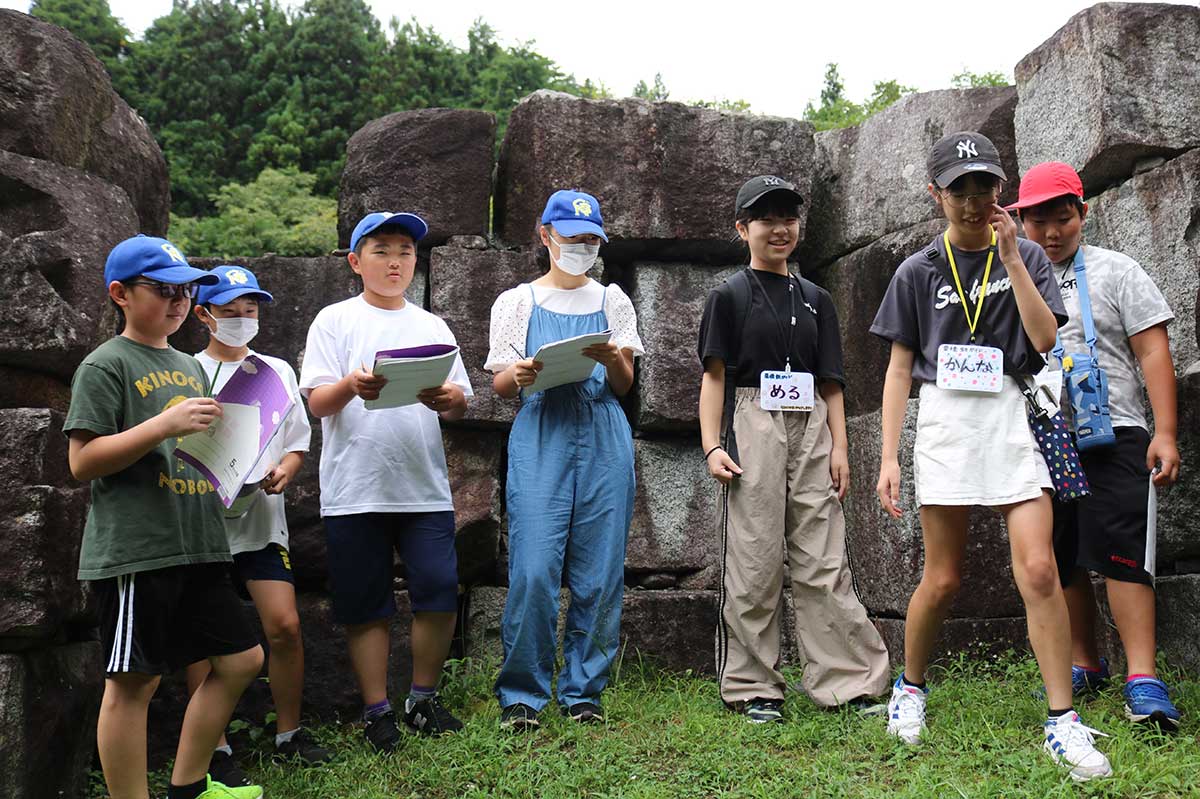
(65, 236, 266, 799)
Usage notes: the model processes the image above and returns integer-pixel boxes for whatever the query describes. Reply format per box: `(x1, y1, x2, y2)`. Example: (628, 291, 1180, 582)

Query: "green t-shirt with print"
(64, 336, 231, 580)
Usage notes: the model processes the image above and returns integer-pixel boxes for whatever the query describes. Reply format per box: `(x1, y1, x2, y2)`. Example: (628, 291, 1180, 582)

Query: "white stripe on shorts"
(107, 574, 136, 672)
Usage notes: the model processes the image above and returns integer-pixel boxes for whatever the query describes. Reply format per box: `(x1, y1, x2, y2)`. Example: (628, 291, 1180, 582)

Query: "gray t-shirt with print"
(1050, 244, 1173, 431)
(870, 235, 1067, 382)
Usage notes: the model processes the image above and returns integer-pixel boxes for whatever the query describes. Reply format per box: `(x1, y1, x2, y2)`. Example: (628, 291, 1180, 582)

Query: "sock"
(363, 699, 391, 722)
(407, 683, 436, 711)
(214, 744, 233, 757)
(1048, 707, 1075, 718)
(1127, 674, 1155, 682)
(276, 727, 299, 747)
(167, 777, 207, 799)
(901, 673, 926, 690)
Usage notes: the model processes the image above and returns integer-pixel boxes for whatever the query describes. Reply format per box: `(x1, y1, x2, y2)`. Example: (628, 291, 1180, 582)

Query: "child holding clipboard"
(485, 190, 644, 730)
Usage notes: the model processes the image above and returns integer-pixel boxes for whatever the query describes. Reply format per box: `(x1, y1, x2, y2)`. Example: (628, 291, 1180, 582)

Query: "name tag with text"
(936, 344, 1003, 392)
(760, 371, 815, 411)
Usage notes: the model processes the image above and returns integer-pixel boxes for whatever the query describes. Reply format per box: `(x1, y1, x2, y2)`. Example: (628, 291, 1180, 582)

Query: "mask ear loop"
(197, 305, 219, 336)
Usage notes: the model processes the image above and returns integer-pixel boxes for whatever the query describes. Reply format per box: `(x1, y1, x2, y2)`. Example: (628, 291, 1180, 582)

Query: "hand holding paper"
(365, 344, 460, 410)
(525, 330, 613, 394)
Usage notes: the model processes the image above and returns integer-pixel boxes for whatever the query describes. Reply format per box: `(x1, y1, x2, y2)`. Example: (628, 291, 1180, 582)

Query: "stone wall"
(2, 2, 1199, 790)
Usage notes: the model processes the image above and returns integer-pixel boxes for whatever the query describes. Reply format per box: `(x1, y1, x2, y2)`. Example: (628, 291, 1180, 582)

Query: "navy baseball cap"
(540, 190, 608, 242)
(350, 212, 429, 251)
(197, 265, 275, 306)
(103, 235, 219, 287)
(735, 175, 804, 215)
(928, 131, 1007, 188)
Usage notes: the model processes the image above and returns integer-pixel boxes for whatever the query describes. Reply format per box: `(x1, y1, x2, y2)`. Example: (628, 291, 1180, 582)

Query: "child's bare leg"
(346, 619, 390, 706)
(1107, 578, 1158, 676)
(904, 505, 970, 682)
(184, 660, 229, 749)
(1061, 568, 1104, 669)
(171, 645, 264, 786)
(411, 611, 457, 687)
(246, 579, 305, 732)
(1003, 492, 1072, 709)
(98, 673, 161, 799)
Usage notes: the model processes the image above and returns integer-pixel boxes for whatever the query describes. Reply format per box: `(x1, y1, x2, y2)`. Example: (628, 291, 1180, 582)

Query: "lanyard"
(943, 228, 995, 342)
(748, 268, 797, 372)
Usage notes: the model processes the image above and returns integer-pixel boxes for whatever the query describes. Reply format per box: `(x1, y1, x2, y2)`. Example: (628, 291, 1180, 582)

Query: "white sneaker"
(886, 676, 927, 744)
(1043, 711, 1113, 782)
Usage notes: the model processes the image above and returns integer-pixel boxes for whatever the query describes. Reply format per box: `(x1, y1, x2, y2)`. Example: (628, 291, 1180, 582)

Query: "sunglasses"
(125, 280, 199, 299)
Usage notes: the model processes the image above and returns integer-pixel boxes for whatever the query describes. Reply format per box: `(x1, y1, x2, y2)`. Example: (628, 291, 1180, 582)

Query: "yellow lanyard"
(943, 229, 995, 342)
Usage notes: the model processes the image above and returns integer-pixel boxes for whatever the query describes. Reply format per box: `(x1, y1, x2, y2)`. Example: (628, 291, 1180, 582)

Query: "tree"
(803, 64, 914, 131)
(632, 73, 670, 102)
(170, 167, 338, 257)
(951, 69, 1011, 88)
(30, 0, 135, 96)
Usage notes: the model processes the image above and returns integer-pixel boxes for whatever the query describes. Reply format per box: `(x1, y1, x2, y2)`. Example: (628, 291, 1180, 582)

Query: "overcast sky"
(3, 0, 1191, 119)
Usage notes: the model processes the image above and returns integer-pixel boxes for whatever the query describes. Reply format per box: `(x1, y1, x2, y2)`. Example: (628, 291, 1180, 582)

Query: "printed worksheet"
(525, 330, 612, 394)
(366, 344, 459, 410)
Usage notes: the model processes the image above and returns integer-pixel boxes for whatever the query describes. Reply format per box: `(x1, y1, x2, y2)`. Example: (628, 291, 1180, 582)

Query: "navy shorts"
(1054, 427, 1155, 586)
(324, 511, 458, 624)
(94, 563, 259, 675)
(232, 543, 295, 585)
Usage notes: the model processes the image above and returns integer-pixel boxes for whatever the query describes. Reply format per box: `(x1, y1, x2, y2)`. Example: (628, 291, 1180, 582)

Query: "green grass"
(98, 652, 1199, 798)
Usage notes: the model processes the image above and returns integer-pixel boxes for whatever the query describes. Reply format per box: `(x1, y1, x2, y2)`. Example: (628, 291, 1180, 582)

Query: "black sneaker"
(563, 702, 605, 724)
(403, 695, 464, 736)
(208, 749, 252, 787)
(839, 695, 889, 717)
(363, 710, 401, 753)
(743, 698, 785, 724)
(499, 703, 540, 732)
(275, 728, 334, 764)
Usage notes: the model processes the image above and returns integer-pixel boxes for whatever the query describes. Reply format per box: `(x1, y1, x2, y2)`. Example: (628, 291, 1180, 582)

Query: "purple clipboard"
(374, 344, 458, 361)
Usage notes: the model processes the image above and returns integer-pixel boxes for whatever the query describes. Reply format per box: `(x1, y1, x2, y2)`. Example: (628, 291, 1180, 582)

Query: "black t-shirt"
(870, 235, 1067, 382)
(698, 268, 845, 387)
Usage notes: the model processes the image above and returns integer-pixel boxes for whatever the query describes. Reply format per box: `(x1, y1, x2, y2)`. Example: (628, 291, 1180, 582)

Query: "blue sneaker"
(1123, 677, 1181, 732)
(1072, 658, 1109, 695)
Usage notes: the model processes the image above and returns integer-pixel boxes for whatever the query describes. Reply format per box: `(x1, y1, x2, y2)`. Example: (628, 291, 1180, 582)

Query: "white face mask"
(205, 314, 258, 348)
(552, 241, 600, 276)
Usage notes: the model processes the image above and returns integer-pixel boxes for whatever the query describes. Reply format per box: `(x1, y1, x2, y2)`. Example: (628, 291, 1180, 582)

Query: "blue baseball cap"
(197, 265, 275, 306)
(349, 211, 429, 251)
(540, 190, 608, 242)
(103, 235, 219, 287)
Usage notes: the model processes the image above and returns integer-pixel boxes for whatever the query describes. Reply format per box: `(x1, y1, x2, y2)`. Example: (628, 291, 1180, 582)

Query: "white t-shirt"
(298, 295, 473, 516)
(484, 280, 645, 372)
(1051, 244, 1174, 430)
(194, 350, 311, 555)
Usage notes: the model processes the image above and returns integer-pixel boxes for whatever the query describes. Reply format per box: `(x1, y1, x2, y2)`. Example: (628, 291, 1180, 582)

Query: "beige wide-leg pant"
(716, 387, 890, 706)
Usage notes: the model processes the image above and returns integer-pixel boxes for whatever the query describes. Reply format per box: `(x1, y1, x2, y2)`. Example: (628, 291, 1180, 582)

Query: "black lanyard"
(748, 268, 797, 373)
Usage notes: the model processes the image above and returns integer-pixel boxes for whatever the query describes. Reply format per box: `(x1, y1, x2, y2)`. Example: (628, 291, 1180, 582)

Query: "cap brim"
(550, 218, 608, 242)
(353, 214, 428, 249)
(141, 265, 220, 285)
(934, 162, 1008, 188)
(1004, 189, 1080, 212)
(204, 288, 274, 305)
(739, 186, 805, 210)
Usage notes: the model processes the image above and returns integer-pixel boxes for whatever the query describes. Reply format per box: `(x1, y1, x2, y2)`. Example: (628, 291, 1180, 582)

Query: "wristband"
(704, 445, 721, 462)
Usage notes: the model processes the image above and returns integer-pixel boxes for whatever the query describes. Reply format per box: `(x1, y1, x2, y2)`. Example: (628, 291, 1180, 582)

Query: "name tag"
(936, 344, 1003, 392)
(760, 371, 815, 411)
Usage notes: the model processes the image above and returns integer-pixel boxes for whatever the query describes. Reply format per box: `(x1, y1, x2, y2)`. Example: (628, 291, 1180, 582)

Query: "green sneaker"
(200, 774, 263, 799)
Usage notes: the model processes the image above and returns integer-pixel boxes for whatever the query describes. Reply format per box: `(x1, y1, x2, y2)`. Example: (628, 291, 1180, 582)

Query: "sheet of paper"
(174, 354, 296, 508)
(525, 330, 613, 394)
(176, 403, 262, 507)
(365, 344, 459, 411)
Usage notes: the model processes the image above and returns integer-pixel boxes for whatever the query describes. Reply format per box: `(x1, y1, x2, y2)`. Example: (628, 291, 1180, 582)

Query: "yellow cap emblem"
(227, 269, 249, 285)
(572, 198, 593, 217)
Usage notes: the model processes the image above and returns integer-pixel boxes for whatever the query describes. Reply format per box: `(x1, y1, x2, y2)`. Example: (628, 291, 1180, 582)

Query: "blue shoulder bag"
(1054, 247, 1116, 451)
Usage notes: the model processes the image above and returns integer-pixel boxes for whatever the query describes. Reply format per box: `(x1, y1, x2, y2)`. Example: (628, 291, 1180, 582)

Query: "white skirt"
(914, 377, 1052, 507)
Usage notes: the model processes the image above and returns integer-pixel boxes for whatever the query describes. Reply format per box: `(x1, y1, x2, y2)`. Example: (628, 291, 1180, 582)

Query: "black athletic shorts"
(94, 563, 260, 675)
(232, 543, 294, 585)
(1053, 426, 1155, 587)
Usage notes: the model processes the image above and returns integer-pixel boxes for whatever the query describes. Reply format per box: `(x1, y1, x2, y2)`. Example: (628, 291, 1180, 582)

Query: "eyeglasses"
(939, 186, 1001, 208)
(125, 280, 198, 299)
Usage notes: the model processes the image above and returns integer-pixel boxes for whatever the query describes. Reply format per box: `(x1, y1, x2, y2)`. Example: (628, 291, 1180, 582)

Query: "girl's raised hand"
(990, 203, 1021, 265)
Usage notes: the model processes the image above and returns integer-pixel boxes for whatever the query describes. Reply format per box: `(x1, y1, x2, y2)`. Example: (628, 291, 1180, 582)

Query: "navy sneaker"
(563, 702, 605, 724)
(403, 695, 463, 737)
(363, 710, 401, 753)
(500, 703, 540, 732)
(1124, 677, 1181, 732)
(743, 698, 784, 724)
(1072, 658, 1110, 696)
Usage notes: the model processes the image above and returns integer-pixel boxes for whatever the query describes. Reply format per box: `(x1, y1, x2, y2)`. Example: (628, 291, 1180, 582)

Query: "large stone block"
(0, 150, 139, 378)
(631, 263, 739, 432)
(873, 617, 1030, 670)
(428, 245, 543, 426)
(0, 642, 103, 799)
(1157, 372, 1200, 567)
(0, 10, 170, 234)
(844, 399, 1024, 618)
(1015, 2, 1200, 195)
(495, 91, 815, 261)
(1081, 148, 1200, 374)
(337, 109, 495, 248)
(0, 408, 71, 488)
(1156, 574, 1200, 674)
(814, 219, 945, 417)
(0, 367, 71, 414)
(444, 428, 504, 584)
(627, 439, 719, 588)
(799, 87, 1017, 269)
